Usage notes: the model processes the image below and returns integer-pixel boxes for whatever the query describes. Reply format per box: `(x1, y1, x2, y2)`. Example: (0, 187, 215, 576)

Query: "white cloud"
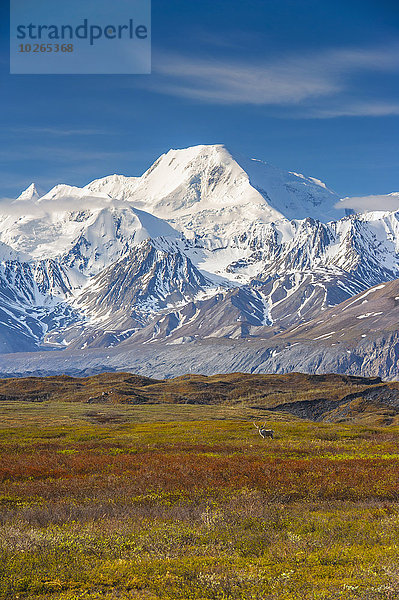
(146, 43, 399, 112)
(337, 193, 399, 213)
(150, 53, 340, 105)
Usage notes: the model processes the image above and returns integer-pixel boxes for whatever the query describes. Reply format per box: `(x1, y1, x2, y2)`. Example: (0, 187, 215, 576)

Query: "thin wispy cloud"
(146, 43, 399, 115)
(9, 126, 108, 137)
(309, 102, 399, 119)
(150, 54, 339, 105)
(0, 146, 142, 163)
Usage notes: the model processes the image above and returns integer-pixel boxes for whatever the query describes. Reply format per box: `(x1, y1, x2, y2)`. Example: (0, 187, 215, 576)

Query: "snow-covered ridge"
(0, 202, 179, 268)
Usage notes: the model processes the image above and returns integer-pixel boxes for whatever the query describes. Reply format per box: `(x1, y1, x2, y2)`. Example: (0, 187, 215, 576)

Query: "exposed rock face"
(0, 330, 398, 382)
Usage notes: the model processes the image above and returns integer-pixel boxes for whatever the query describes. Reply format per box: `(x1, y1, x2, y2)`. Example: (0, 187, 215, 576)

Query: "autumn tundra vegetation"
(0, 371, 399, 599)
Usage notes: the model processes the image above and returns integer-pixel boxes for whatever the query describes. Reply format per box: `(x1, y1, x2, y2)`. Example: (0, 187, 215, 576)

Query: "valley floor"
(1, 405, 399, 599)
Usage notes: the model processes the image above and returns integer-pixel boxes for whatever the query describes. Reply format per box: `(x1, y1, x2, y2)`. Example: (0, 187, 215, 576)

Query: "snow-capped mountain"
(0, 258, 81, 352)
(45, 239, 214, 349)
(0, 201, 177, 272)
(47, 208, 399, 352)
(80, 144, 344, 237)
(0, 143, 398, 379)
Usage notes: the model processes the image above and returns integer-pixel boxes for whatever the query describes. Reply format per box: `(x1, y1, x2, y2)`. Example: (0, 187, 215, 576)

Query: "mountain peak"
(16, 183, 41, 202)
(39, 143, 345, 241)
(125, 143, 344, 229)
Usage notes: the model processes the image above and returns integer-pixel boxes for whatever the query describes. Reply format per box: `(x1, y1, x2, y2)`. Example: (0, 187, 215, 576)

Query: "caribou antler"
(253, 422, 274, 439)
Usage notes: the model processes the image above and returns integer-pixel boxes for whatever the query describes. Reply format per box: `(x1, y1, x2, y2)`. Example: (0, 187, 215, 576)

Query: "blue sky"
(1, 0, 399, 199)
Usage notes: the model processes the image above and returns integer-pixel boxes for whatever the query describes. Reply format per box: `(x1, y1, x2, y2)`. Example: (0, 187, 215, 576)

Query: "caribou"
(253, 422, 274, 439)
